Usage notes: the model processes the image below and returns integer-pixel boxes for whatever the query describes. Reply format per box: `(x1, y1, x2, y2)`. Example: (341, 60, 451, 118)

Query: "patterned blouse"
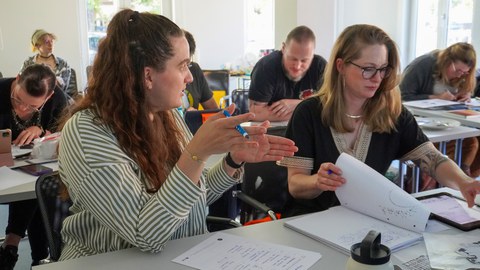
(20, 55, 78, 98)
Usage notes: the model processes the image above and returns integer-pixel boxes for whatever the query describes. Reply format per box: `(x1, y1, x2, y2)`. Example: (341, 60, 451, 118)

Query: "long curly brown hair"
(60, 9, 186, 191)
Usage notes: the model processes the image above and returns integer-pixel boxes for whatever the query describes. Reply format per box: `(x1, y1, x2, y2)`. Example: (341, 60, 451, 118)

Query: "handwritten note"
(172, 232, 321, 270)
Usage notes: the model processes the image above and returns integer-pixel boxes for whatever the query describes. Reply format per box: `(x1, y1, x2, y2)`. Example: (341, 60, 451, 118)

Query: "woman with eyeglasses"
(400, 42, 476, 102)
(400, 43, 478, 183)
(277, 24, 480, 218)
(0, 64, 67, 269)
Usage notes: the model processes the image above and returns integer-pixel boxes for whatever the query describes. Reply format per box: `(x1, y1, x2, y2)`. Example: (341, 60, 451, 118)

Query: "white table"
(33, 187, 468, 270)
(0, 162, 58, 204)
(0, 154, 225, 205)
(407, 106, 480, 129)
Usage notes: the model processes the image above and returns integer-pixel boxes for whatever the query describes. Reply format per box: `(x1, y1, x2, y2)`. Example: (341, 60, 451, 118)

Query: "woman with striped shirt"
(57, 9, 297, 260)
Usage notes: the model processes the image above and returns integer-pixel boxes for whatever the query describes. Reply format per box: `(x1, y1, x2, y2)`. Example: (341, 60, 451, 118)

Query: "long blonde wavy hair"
(318, 24, 402, 133)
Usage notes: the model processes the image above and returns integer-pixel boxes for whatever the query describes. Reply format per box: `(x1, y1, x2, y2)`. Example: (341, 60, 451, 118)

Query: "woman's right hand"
(315, 162, 346, 191)
(431, 91, 456, 101)
(186, 104, 265, 161)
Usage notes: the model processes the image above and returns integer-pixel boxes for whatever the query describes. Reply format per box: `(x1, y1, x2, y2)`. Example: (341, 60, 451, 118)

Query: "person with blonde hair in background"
(400, 43, 478, 184)
(20, 29, 78, 100)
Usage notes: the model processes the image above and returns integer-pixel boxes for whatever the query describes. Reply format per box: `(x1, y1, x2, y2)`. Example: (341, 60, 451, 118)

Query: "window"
(86, 0, 163, 64)
(414, 0, 474, 57)
(245, 0, 274, 58)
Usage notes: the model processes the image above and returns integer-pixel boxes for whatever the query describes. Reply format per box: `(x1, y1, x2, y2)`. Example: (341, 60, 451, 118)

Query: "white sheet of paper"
(403, 99, 461, 109)
(335, 153, 430, 232)
(11, 145, 32, 158)
(0, 166, 36, 191)
(424, 230, 480, 269)
(172, 232, 322, 270)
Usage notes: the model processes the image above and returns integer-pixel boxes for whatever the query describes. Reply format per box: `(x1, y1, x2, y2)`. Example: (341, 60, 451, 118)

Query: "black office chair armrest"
(206, 216, 242, 228)
(233, 191, 278, 221)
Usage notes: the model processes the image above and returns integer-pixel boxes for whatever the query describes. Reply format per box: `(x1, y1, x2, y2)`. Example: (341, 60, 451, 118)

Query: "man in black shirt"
(248, 26, 327, 121)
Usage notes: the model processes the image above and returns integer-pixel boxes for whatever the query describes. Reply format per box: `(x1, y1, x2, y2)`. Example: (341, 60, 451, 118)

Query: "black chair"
(35, 172, 72, 261)
(220, 89, 249, 116)
(474, 69, 480, 97)
(184, 109, 223, 135)
(203, 69, 230, 95)
(238, 126, 288, 224)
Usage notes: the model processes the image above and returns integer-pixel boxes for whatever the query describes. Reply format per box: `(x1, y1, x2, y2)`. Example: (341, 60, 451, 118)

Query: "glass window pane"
(415, 0, 439, 56)
(245, 0, 274, 57)
(446, 0, 473, 45)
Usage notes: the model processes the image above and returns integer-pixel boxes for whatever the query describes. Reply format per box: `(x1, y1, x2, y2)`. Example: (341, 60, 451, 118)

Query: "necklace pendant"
(345, 113, 362, 119)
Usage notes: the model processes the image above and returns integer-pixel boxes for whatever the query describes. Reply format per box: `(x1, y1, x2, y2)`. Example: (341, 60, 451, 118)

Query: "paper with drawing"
(335, 153, 430, 232)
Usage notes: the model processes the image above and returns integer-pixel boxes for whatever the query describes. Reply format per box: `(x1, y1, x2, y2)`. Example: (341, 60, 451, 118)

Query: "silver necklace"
(345, 113, 362, 119)
(11, 109, 41, 130)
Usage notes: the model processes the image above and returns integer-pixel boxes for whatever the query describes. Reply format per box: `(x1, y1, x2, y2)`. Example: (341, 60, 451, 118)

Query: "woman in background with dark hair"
(183, 29, 218, 110)
(0, 64, 67, 269)
(58, 9, 297, 260)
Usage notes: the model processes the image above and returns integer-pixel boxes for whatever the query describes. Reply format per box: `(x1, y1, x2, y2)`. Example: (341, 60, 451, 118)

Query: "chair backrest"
(239, 126, 289, 224)
(474, 70, 480, 97)
(35, 172, 72, 261)
(203, 69, 230, 95)
(184, 109, 222, 135)
(230, 89, 249, 115)
(66, 68, 78, 99)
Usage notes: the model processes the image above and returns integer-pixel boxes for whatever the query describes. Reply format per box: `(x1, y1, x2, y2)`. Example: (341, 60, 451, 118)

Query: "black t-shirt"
(184, 62, 214, 109)
(0, 78, 68, 140)
(248, 50, 327, 104)
(283, 96, 429, 217)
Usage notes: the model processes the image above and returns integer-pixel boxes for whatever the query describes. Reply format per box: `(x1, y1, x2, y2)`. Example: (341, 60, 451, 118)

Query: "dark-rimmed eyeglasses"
(10, 87, 48, 114)
(348, 61, 392, 80)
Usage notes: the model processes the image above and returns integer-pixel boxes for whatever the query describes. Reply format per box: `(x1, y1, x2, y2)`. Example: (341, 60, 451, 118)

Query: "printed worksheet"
(172, 232, 321, 270)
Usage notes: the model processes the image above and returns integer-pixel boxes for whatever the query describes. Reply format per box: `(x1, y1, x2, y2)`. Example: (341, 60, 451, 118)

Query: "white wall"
(0, 0, 86, 88)
(297, 0, 337, 61)
(0, 0, 420, 87)
(174, 0, 246, 70)
(298, 0, 411, 68)
(275, 1, 297, 49)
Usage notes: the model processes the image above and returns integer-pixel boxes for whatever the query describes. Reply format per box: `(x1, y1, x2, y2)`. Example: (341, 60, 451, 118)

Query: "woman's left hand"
(456, 93, 472, 102)
(459, 180, 480, 207)
(229, 121, 298, 164)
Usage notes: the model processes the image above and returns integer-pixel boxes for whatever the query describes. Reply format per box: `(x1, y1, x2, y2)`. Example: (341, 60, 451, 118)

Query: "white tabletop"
(0, 162, 58, 203)
(33, 187, 467, 270)
(407, 106, 480, 129)
(421, 125, 480, 143)
(33, 216, 350, 270)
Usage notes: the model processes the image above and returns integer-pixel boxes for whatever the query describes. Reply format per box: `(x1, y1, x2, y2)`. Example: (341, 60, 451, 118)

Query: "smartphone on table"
(17, 164, 53, 176)
(0, 129, 14, 167)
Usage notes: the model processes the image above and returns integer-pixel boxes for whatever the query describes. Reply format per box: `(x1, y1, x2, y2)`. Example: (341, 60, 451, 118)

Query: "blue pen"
(223, 110, 250, 139)
(327, 169, 333, 175)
